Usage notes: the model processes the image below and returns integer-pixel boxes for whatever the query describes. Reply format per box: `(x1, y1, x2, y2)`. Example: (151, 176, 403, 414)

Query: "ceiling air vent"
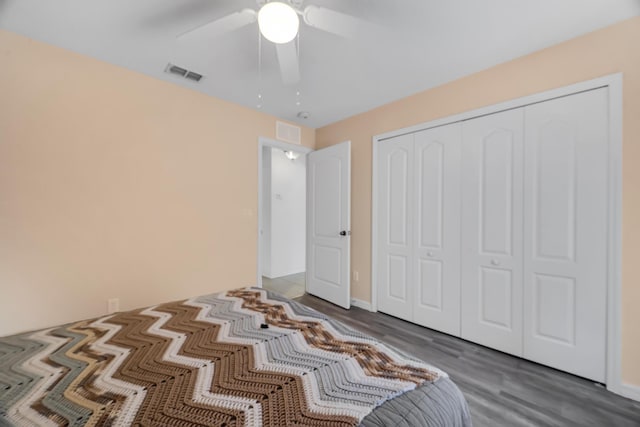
(185, 71, 203, 82)
(165, 63, 203, 83)
(276, 121, 301, 145)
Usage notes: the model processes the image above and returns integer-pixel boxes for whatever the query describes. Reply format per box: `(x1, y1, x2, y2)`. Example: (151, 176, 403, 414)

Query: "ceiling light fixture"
(284, 150, 300, 160)
(258, 2, 300, 44)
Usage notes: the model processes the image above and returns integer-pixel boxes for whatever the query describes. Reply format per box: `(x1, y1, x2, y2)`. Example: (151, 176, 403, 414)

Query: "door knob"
(339, 230, 347, 236)
(491, 259, 501, 266)
(427, 251, 434, 257)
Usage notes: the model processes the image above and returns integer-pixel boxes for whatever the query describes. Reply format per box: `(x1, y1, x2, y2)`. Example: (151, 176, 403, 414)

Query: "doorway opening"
(257, 138, 311, 299)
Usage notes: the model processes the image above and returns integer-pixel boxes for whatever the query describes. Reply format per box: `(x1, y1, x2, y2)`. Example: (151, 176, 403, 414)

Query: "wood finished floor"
(294, 293, 640, 427)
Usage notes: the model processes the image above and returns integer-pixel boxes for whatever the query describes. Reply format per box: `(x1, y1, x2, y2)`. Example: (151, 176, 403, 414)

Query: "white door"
(376, 134, 414, 320)
(413, 124, 462, 336)
(523, 88, 608, 382)
(461, 108, 524, 356)
(306, 141, 351, 309)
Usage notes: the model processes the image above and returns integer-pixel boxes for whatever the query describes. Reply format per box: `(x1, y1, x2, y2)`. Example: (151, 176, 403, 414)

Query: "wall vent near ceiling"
(276, 121, 301, 145)
(165, 63, 203, 83)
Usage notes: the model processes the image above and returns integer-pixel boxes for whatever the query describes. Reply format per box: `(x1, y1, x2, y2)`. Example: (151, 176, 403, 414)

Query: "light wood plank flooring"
(295, 293, 640, 427)
(262, 273, 305, 299)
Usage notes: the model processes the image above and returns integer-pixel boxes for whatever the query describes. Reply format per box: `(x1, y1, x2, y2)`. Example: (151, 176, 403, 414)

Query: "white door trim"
(257, 137, 312, 288)
(371, 73, 626, 397)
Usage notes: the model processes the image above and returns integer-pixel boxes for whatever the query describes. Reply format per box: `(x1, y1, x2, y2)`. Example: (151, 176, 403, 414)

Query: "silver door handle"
(491, 259, 501, 266)
(427, 251, 434, 257)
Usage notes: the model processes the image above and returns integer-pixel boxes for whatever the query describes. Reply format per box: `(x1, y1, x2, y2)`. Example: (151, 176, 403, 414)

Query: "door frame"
(371, 73, 626, 397)
(256, 137, 312, 288)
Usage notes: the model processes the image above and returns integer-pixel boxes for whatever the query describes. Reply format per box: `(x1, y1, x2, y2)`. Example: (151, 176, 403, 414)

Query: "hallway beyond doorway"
(262, 272, 305, 299)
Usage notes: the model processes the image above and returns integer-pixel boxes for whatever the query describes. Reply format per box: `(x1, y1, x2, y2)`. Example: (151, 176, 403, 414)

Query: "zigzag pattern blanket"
(0, 288, 446, 426)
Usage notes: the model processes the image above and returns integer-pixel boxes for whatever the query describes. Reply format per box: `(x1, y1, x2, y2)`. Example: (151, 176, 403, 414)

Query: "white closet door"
(461, 109, 524, 356)
(413, 124, 462, 336)
(523, 88, 608, 382)
(376, 134, 414, 320)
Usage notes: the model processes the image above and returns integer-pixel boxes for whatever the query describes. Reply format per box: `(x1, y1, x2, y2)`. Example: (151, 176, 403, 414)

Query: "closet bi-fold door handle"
(339, 231, 350, 236)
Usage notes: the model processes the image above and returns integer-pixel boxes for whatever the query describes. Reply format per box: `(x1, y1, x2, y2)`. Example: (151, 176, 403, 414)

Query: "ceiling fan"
(177, 0, 367, 86)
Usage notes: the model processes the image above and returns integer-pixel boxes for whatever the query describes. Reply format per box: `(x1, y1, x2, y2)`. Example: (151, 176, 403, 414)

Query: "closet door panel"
(377, 134, 414, 320)
(413, 123, 462, 336)
(461, 109, 524, 356)
(523, 88, 608, 382)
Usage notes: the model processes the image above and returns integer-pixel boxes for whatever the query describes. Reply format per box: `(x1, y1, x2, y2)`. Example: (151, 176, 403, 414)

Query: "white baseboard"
(350, 298, 374, 312)
(611, 382, 640, 402)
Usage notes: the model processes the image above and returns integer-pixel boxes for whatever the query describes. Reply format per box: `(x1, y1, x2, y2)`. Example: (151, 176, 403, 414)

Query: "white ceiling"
(1, 1, 639, 128)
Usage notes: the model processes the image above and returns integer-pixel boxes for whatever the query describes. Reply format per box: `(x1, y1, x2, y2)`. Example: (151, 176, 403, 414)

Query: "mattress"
(0, 288, 471, 426)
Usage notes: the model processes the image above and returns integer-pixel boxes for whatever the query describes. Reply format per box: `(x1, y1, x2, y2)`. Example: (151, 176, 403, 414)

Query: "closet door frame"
(371, 73, 624, 398)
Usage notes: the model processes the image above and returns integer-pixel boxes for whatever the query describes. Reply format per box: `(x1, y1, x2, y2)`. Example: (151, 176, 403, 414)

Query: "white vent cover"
(276, 121, 301, 145)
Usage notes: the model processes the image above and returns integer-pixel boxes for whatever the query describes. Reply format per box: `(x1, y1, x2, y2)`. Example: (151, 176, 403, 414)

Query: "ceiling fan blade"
(276, 41, 300, 86)
(177, 9, 256, 42)
(303, 5, 363, 38)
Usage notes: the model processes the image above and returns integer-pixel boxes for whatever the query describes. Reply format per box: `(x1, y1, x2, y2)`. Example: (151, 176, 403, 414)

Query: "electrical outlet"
(107, 298, 120, 314)
(353, 271, 359, 281)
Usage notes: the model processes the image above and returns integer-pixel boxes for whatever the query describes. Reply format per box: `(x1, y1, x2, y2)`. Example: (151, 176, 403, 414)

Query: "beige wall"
(0, 30, 314, 336)
(317, 17, 640, 386)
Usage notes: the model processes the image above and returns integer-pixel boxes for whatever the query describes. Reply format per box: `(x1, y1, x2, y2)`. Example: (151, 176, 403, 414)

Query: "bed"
(0, 288, 471, 426)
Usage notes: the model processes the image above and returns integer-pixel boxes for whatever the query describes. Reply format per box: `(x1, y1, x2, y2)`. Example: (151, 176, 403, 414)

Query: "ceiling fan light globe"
(258, 2, 299, 44)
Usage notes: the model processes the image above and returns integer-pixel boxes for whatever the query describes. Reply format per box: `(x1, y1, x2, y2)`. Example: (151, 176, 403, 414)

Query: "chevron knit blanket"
(0, 288, 446, 426)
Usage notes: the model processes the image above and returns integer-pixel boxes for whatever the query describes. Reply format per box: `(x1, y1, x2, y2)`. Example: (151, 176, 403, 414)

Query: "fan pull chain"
(257, 25, 263, 109)
(295, 31, 301, 107)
